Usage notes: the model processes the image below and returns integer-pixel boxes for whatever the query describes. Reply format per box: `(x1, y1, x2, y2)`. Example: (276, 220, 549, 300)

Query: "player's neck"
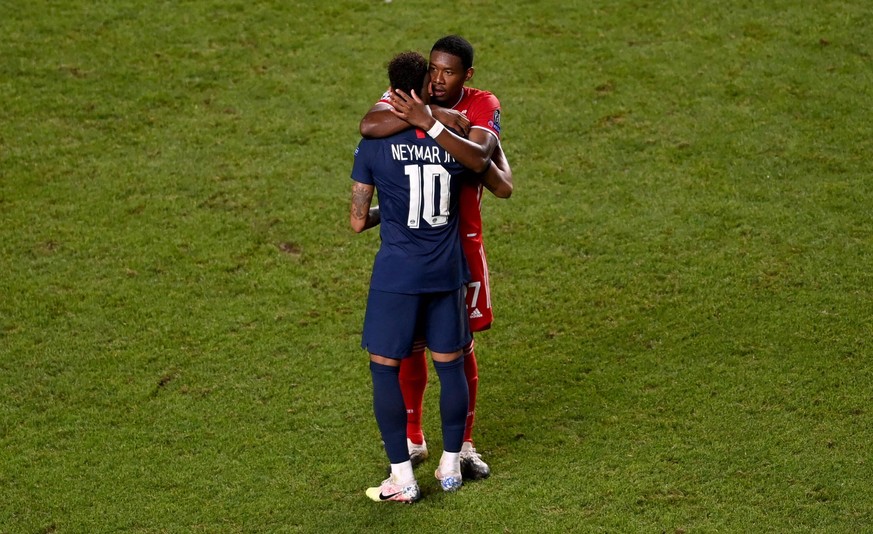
(445, 87, 465, 110)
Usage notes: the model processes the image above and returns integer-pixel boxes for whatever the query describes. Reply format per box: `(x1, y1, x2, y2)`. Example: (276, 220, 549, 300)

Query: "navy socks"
(433, 357, 468, 454)
(370, 361, 408, 464)
(371, 356, 469, 461)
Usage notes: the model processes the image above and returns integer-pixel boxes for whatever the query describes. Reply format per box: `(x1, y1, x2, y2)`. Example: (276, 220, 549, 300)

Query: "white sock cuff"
(391, 460, 415, 484)
(439, 451, 461, 475)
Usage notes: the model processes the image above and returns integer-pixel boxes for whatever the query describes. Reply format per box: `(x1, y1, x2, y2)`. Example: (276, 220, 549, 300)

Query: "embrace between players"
(350, 35, 513, 503)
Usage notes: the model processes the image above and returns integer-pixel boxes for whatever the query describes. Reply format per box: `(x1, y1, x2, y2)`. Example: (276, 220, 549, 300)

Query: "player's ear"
(464, 67, 474, 82)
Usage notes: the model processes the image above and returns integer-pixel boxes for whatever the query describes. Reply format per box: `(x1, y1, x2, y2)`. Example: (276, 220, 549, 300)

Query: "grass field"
(2, 1, 871, 532)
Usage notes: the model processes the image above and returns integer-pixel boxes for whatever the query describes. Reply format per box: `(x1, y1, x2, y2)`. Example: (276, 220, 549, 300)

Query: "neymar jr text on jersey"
(390, 143, 457, 164)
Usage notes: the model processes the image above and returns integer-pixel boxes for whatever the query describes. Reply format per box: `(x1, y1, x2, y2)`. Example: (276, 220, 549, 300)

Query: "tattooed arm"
(350, 181, 380, 233)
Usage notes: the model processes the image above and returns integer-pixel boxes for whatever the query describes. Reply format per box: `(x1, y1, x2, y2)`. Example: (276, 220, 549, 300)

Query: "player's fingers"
(388, 94, 408, 113)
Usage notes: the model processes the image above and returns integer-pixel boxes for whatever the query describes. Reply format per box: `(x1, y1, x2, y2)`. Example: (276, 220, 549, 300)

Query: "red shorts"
(462, 235, 492, 332)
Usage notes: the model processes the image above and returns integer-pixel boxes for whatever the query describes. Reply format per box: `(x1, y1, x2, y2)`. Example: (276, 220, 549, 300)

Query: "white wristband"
(426, 121, 445, 138)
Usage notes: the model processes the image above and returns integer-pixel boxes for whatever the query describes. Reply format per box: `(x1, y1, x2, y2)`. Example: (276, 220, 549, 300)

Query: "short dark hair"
(431, 35, 474, 71)
(388, 51, 428, 94)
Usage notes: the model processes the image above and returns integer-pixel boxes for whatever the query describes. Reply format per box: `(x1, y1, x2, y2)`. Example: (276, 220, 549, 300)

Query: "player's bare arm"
(390, 88, 495, 174)
(350, 182, 380, 233)
(479, 143, 513, 198)
(360, 102, 471, 139)
(467, 127, 498, 159)
(434, 107, 471, 137)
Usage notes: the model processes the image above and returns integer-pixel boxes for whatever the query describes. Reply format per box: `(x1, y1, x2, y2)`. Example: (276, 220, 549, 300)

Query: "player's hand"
(433, 108, 471, 137)
(389, 89, 434, 131)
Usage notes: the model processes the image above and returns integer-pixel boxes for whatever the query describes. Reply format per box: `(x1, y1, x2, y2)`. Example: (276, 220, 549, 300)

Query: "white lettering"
(391, 144, 451, 164)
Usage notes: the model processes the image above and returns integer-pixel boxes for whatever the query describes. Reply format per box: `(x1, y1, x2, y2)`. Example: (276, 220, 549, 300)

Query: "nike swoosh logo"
(379, 491, 401, 500)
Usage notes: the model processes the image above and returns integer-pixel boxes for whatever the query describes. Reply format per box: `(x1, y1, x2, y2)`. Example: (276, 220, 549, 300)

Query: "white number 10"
(405, 164, 451, 229)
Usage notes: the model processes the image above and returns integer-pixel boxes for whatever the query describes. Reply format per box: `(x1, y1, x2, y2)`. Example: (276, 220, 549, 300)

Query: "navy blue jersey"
(352, 129, 471, 294)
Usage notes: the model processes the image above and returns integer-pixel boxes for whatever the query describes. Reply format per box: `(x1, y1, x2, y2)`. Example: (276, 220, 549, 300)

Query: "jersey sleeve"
(466, 91, 501, 139)
(350, 140, 375, 185)
(377, 88, 393, 107)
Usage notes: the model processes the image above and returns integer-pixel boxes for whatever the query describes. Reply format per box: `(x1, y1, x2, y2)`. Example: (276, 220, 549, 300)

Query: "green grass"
(1, 0, 871, 532)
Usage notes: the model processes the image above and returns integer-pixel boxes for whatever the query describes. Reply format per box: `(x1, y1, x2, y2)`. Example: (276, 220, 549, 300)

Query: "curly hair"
(431, 35, 474, 71)
(388, 51, 428, 94)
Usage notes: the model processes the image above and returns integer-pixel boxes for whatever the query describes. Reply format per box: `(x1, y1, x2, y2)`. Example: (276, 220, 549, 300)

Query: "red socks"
(463, 344, 479, 444)
(398, 345, 427, 444)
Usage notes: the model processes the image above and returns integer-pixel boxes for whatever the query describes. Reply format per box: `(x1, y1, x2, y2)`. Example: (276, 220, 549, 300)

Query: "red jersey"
(447, 87, 501, 330)
(447, 86, 502, 140)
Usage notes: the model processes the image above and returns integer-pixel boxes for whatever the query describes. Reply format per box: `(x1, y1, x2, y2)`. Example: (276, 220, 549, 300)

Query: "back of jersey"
(352, 129, 472, 294)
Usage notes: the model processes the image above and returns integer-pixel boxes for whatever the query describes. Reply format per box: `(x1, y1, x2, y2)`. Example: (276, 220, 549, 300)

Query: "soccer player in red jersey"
(360, 35, 511, 480)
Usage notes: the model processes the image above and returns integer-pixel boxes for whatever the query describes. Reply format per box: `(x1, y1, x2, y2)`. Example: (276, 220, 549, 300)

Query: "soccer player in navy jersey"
(360, 35, 509, 480)
(351, 51, 511, 504)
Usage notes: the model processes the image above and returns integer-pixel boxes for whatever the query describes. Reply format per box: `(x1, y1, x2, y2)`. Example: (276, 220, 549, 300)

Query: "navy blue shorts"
(362, 287, 471, 360)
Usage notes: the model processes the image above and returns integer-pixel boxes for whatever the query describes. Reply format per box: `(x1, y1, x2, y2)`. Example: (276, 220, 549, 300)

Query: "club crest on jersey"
(488, 109, 501, 134)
